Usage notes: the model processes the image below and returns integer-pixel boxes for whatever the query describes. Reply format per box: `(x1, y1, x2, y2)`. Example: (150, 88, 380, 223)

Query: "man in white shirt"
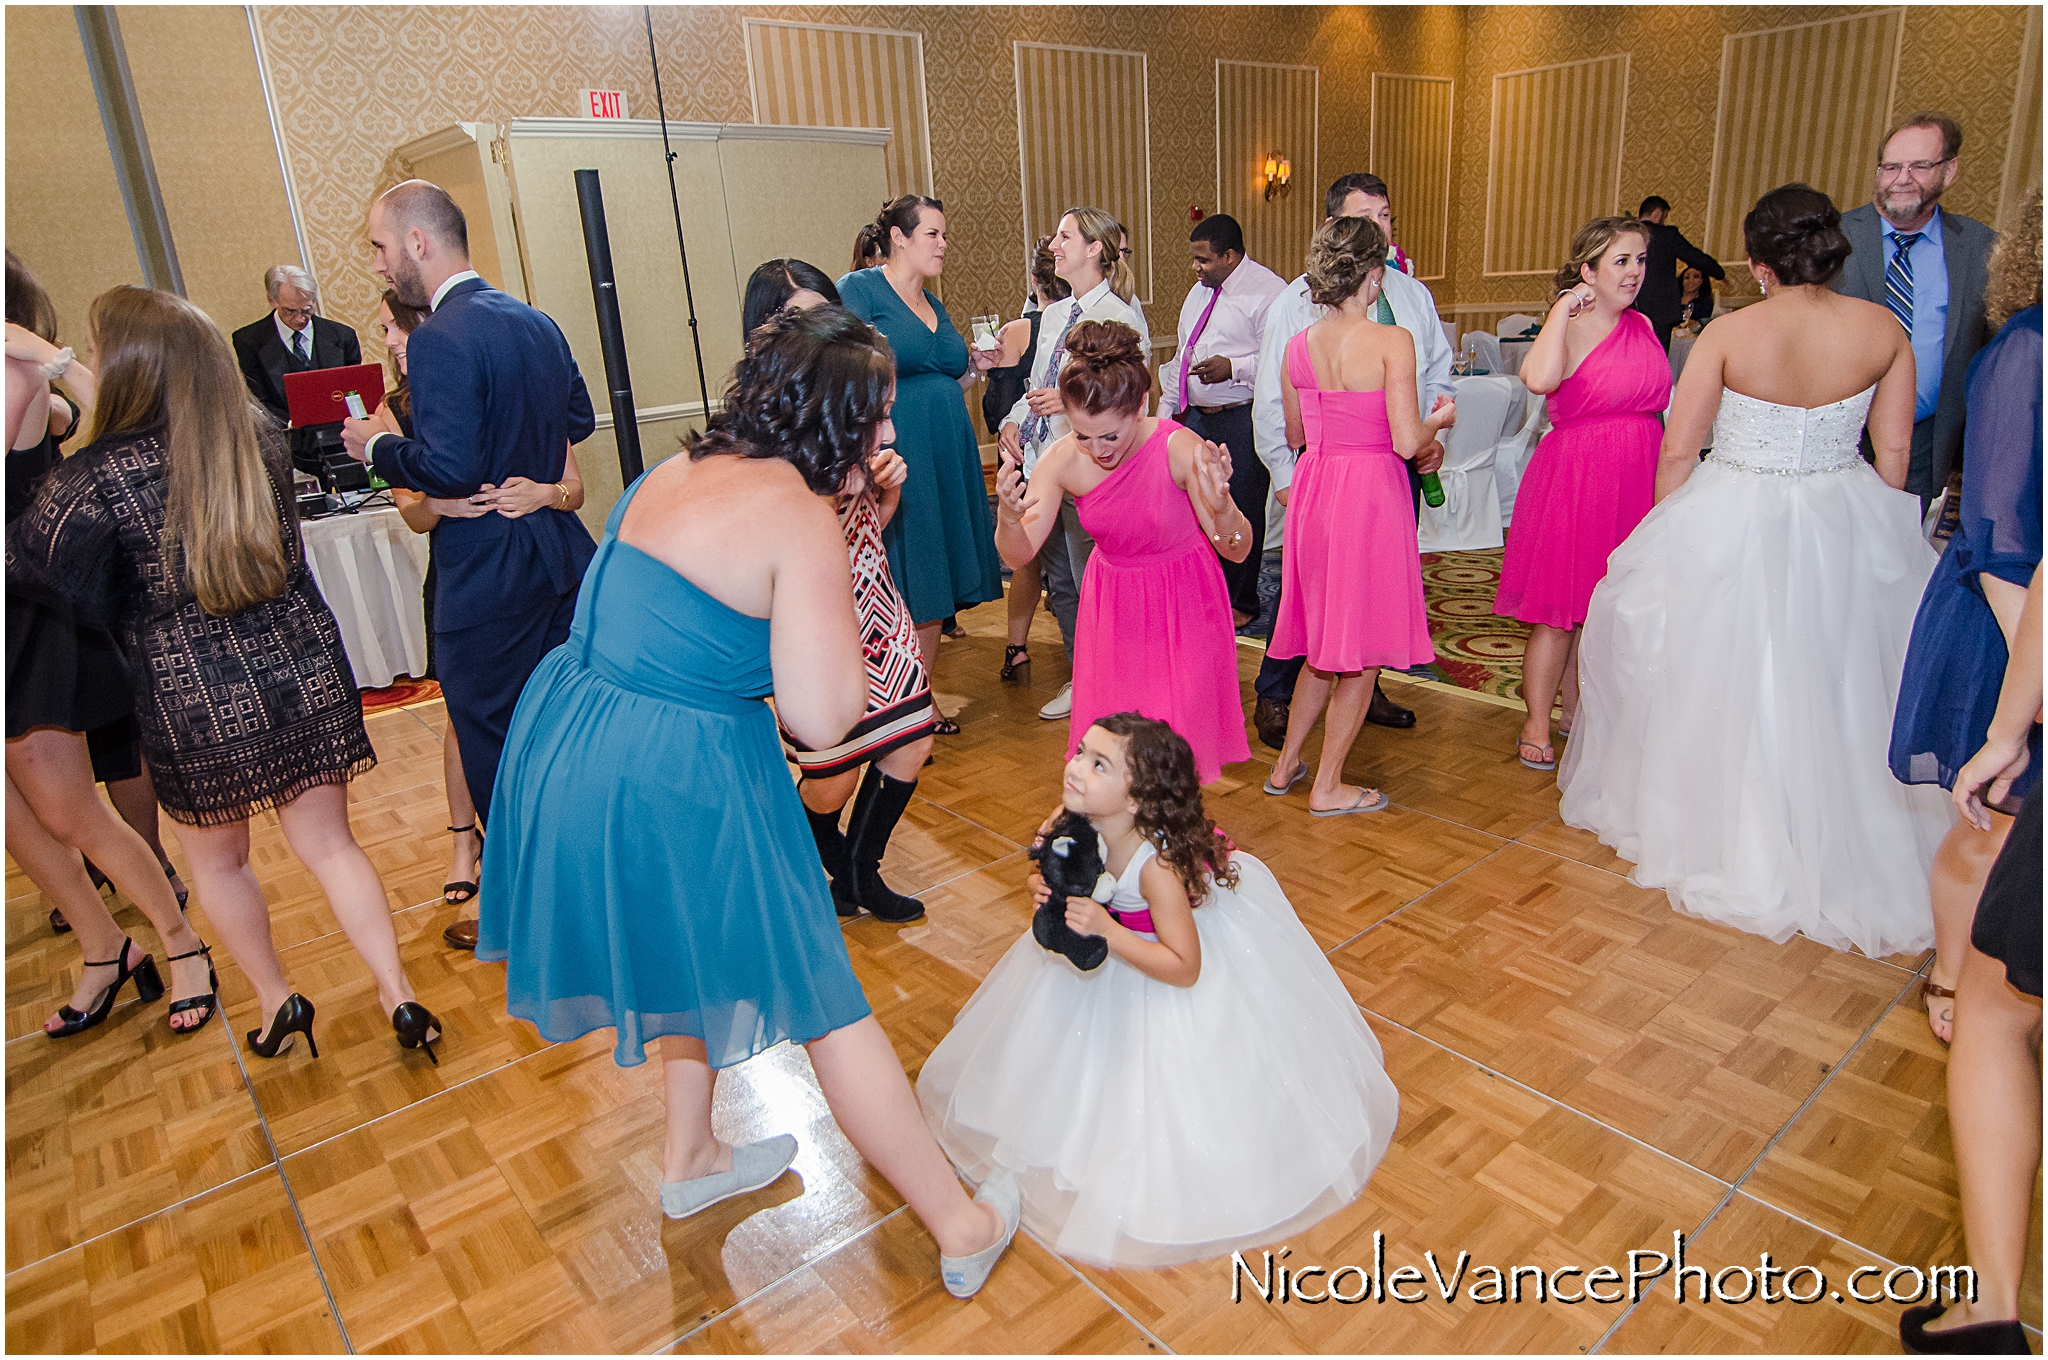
(998, 261, 1147, 720)
(1157, 213, 1287, 624)
(1249, 172, 1455, 747)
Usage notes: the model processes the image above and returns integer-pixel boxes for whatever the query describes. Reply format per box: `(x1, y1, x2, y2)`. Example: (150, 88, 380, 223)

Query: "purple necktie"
(1176, 286, 1223, 411)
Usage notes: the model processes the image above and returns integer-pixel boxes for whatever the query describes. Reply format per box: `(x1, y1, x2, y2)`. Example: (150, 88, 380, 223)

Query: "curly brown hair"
(1304, 216, 1388, 309)
(1553, 215, 1647, 294)
(1056, 320, 1151, 415)
(1092, 713, 1238, 905)
(1985, 189, 2042, 332)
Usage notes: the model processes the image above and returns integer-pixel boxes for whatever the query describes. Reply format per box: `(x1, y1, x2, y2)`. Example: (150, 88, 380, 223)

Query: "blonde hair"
(1062, 206, 1137, 303)
(88, 287, 286, 616)
(1553, 216, 1647, 294)
(1304, 216, 1388, 308)
(1985, 189, 2042, 332)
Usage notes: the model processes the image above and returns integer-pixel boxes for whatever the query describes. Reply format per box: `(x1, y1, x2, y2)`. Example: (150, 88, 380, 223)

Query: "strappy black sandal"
(163, 942, 218, 1034)
(443, 823, 481, 906)
(47, 937, 163, 1038)
(1000, 644, 1031, 684)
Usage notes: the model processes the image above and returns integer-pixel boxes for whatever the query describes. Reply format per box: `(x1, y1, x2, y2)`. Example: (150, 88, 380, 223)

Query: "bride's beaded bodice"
(1708, 386, 1876, 476)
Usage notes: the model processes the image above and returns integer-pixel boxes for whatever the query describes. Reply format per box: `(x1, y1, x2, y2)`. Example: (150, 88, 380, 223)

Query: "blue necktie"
(1884, 232, 1921, 333)
(291, 328, 309, 364)
(1021, 306, 1081, 450)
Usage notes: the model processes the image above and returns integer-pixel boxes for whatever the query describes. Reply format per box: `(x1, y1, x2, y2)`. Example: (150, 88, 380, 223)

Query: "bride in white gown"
(1559, 184, 1954, 959)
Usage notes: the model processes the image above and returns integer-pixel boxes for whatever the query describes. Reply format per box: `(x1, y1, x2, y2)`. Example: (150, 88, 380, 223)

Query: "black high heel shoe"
(47, 937, 162, 1038)
(246, 993, 317, 1059)
(392, 1001, 442, 1064)
(163, 942, 218, 1034)
(1000, 644, 1031, 684)
(442, 823, 481, 906)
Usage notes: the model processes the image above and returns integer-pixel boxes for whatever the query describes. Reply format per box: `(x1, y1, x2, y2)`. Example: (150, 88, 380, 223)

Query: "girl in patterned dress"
(782, 443, 938, 925)
(741, 261, 938, 927)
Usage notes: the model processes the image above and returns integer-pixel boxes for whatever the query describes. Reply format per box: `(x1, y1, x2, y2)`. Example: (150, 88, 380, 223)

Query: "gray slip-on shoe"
(659, 1134, 799, 1220)
(939, 1168, 1021, 1299)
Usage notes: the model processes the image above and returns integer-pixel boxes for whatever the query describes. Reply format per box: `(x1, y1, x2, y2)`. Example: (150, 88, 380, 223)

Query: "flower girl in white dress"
(917, 712, 1399, 1268)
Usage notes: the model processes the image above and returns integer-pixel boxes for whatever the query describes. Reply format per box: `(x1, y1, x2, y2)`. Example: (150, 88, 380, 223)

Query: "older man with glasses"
(230, 264, 364, 473)
(1831, 112, 1996, 508)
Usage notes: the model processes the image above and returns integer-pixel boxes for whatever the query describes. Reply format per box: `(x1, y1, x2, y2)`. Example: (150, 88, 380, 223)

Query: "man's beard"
(388, 252, 431, 309)
(1876, 178, 1944, 227)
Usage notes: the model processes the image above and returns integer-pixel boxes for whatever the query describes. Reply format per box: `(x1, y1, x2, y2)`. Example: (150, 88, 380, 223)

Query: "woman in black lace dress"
(8, 286, 442, 1062)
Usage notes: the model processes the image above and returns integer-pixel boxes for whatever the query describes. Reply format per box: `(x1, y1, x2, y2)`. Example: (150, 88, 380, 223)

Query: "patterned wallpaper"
(1482, 54, 1631, 277)
(252, 5, 1462, 365)
(1216, 62, 1321, 293)
(1447, 4, 2039, 310)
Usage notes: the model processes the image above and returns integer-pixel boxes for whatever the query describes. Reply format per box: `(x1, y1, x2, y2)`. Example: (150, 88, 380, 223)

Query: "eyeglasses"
(1877, 157, 1954, 180)
(276, 304, 315, 321)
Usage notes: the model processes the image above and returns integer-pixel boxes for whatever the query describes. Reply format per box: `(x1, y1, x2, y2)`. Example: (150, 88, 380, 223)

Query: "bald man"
(340, 179, 596, 950)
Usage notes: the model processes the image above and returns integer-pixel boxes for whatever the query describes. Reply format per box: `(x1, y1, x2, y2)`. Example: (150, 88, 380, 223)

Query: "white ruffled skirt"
(1558, 458, 1953, 958)
(915, 852, 1399, 1268)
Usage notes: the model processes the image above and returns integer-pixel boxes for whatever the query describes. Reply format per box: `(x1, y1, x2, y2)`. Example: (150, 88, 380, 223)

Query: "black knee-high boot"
(843, 766, 925, 923)
(803, 804, 860, 918)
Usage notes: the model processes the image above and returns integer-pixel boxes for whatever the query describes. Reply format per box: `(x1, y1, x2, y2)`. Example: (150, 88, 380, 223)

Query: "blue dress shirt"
(1882, 208, 1948, 422)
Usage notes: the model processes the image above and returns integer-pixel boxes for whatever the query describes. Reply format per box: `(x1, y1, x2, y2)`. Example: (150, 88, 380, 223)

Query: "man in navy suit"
(341, 179, 597, 950)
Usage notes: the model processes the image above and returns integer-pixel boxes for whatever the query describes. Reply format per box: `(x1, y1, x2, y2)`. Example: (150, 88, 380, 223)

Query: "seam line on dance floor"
(1021, 1222, 1180, 1354)
(658, 1204, 913, 1354)
(1583, 960, 1930, 1354)
(227, 1010, 358, 1353)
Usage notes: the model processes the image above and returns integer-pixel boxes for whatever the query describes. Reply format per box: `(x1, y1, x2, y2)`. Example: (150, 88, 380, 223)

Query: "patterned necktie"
(1175, 286, 1223, 411)
(1885, 232, 1921, 333)
(291, 328, 309, 364)
(1373, 283, 1397, 328)
(1021, 305, 1081, 448)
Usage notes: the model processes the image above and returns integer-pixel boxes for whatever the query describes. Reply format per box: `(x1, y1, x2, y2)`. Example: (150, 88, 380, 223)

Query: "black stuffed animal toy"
(1028, 809, 1114, 971)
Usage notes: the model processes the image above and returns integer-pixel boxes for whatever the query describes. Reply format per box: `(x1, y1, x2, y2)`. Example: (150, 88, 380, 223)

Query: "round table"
(1498, 338, 1534, 377)
(299, 505, 430, 689)
(1669, 332, 1700, 382)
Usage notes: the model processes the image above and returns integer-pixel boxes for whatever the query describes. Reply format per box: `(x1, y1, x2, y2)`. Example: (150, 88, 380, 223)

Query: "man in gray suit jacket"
(1829, 112, 1995, 503)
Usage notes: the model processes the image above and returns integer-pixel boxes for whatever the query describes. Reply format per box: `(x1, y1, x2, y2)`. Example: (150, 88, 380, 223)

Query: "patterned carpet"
(359, 677, 440, 714)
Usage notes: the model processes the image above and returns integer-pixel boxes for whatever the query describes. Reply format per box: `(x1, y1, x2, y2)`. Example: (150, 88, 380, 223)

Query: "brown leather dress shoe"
(1365, 683, 1416, 729)
(1253, 695, 1290, 748)
(443, 917, 479, 951)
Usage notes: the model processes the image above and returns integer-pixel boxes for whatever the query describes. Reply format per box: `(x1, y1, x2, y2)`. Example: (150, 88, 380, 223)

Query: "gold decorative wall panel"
(1215, 61, 1319, 285)
(1702, 10, 1904, 261)
(1370, 73, 1454, 280)
(1484, 53, 1630, 276)
(1998, 6, 2042, 231)
(1014, 42, 1152, 305)
(745, 19, 932, 199)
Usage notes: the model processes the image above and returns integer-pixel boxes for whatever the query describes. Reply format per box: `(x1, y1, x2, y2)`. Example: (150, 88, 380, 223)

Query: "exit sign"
(578, 89, 628, 119)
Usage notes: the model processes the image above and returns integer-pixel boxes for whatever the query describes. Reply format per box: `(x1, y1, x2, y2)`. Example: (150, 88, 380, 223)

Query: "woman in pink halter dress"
(993, 321, 1252, 784)
(1266, 216, 1455, 816)
(1494, 216, 1671, 770)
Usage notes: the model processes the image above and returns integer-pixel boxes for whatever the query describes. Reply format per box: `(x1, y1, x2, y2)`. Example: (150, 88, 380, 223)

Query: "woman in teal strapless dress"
(475, 306, 1018, 1295)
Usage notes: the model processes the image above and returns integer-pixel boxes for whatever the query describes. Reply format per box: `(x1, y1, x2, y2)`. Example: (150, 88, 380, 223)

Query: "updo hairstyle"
(1029, 235, 1070, 305)
(692, 304, 896, 495)
(1553, 216, 1648, 294)
(873, 195, 944, 257)
(1055, 320, 1151, 416)
(741, 257, 840, 336)
(1742, 184, 1852, 287)
(1304, 216, 1389, 308)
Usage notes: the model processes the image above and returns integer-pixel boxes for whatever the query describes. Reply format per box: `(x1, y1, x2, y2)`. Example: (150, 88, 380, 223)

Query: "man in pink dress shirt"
(1157, 213, 1287, 625)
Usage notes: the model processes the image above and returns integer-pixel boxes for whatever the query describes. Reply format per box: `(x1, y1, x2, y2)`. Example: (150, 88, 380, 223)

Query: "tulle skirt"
(1558, 458, 1953, 958)
(916, 852, 1398, 1268)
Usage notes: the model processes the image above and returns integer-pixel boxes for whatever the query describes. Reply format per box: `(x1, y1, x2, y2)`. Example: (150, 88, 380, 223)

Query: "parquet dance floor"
(6, 600, 2040, 1353)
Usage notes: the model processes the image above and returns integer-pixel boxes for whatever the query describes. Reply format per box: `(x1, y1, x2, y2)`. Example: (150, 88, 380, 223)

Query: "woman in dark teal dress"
(476, 305, 1018, 1295)
(839, 195, 1004, 734)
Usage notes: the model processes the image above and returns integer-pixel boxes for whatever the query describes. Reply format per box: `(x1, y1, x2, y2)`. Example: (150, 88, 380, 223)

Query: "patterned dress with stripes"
(780, 490, 935, 778)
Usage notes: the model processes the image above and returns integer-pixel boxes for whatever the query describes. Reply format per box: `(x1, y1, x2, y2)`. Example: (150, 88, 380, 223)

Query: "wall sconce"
(1262, 153, 1292, 201)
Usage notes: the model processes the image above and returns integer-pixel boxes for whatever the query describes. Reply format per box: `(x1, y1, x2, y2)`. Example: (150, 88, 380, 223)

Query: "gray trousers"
(1037, 494, 1096, 660)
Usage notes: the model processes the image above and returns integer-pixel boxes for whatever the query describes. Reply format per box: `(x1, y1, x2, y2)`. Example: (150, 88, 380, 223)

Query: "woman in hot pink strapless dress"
(992, 321, 1253, 785)
(1494, 216, 1671, 769)
(1265, 215, 1455, 816)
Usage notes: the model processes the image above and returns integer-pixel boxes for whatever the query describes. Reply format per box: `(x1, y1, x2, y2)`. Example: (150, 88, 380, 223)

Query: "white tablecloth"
(1669, 332, 1700, 382)
(1498, 338, 1533, 377)
(299, 505, 430, 689)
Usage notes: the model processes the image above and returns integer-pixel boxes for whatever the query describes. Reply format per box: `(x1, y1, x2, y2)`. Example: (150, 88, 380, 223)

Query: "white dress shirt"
(1251, 265, 1453, 491)
(274, 311, 314, 358)
(1004, 278, 1147, 475)
(432, 269, 483, 311)
(1156, 256, 1288, 417)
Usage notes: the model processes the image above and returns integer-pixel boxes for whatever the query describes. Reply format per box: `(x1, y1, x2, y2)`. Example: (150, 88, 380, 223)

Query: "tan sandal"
(1921, 976, 1956, 1045)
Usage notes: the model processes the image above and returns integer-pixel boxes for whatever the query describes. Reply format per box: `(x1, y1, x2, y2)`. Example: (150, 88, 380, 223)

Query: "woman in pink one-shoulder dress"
(993, 320, 1253, 784)
(1267, 216, 1456, 816)
(1495, 216, 1671, 770)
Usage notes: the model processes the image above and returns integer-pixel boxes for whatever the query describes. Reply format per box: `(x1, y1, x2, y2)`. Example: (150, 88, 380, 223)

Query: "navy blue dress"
(476, 474, 873, 1067)
(1890, 305, 2043, 798)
